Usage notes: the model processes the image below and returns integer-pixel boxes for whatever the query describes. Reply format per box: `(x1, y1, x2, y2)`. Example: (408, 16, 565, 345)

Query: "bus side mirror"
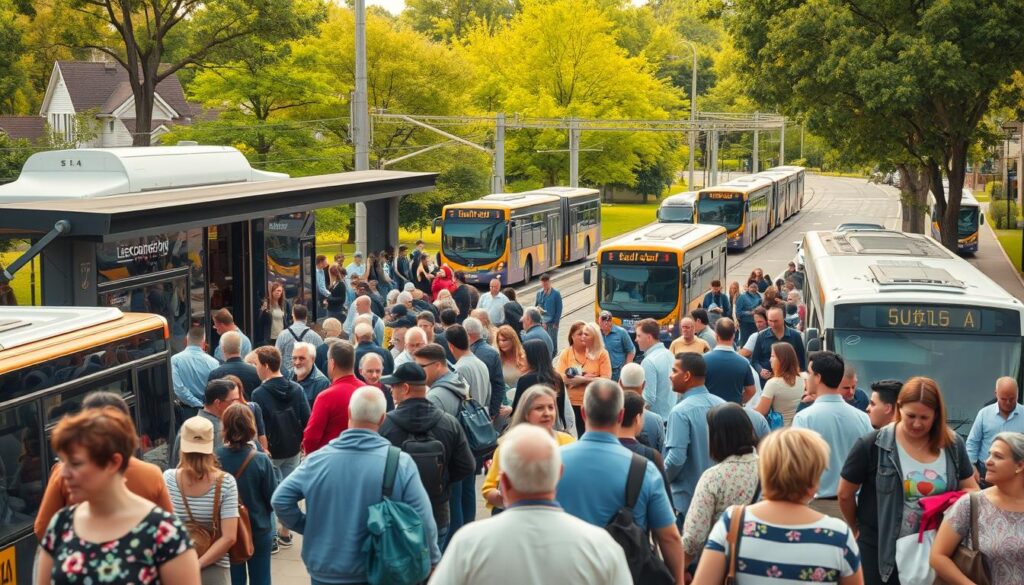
(805, 327, 822, 352)
(682, 271, 691, 288)
(430, 216, 440, 234)
(583, 268, 591, 286)
(980, 214, 985, 226)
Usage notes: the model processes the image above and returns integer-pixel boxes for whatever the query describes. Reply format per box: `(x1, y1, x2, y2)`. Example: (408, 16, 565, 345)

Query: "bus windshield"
(698, 198, 744, 232)
(659, 205, 694, 223)
(832, 328, 1021, 436)
(598, 264, 679, 317)
(442, 219, 507, 265)
(958, 207, 979, 236)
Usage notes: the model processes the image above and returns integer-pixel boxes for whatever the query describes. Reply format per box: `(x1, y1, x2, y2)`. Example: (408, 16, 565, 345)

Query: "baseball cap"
(599, 310, 613, 320)
(180, 416, 214, 454)
(389, 304, 408, 317)
(380, 362, 427, 385)
(390, 315, 417, 329)
(619, 363, 645, 389)
(354, 250, 364, 257)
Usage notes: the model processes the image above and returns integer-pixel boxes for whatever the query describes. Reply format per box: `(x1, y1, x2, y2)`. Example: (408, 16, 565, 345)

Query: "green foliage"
(987, 180, 1006, 200)
(402, 0, 515, 42)
(989, 199, 1019, 230)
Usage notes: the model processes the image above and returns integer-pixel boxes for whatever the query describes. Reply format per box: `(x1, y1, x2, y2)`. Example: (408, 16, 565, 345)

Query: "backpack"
(267, 401, 303, 459)
(442, 385, 498, 458)
(605, 454, 674, 585)
(364, 447, 431, 585)
(400, 431, 449, 518)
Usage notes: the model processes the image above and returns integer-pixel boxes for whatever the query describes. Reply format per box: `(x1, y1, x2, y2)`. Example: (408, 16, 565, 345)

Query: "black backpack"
(400, 432, 448, 519)
(605, 454, 675, 585)
(267, 402, 303, 459)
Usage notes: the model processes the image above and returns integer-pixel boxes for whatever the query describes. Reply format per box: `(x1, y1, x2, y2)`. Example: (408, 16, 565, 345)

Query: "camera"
(564, 366, 582, 379)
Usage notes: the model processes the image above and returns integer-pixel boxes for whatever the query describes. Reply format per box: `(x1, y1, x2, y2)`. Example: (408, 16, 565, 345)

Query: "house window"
(109, 121, 114, 132)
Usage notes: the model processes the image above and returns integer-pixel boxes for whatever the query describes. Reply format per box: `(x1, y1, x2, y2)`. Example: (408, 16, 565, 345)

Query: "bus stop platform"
(969, 217, 1024, 303)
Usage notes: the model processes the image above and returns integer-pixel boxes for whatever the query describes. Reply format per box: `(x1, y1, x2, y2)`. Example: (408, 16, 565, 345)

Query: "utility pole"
(353, 0, 370, 253)
(779, 121, 785, 166)
(683, 40, 698, 190)
(492, 113, 505, 193)
(800, 122, 804, 160)
(710, 129, 719, 185)
(752, 111, 759, 173)
(569, 118, 580, 188)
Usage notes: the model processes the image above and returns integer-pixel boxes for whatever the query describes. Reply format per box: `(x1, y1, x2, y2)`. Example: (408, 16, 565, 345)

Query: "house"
(9, 60, 199, 147)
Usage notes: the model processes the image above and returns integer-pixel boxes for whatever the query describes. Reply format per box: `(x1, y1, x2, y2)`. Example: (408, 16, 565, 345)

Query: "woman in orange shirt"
(556, 321, 612, 405)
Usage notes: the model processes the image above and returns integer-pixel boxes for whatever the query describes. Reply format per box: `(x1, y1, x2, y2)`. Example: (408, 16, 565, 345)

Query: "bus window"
(441, 218, 507, 266)
(599, 265, 679, 316)
(136, 364, 173, 469)
(43, 376, 130, 425)
(958, 207, 979, 236)
(699, 198, 743, 232)
(0, 403, 42, 542)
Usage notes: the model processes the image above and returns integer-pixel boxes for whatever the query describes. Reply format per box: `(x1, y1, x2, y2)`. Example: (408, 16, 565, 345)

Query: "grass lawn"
(0, 251, 41, 306)
(995, 228, 1023, 271)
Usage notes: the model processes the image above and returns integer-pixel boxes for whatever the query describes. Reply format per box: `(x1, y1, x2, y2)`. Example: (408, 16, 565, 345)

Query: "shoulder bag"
(178, 470, 216, 558)
(934, 491, 991, 585)
(724, 505, 746, 585)
(225, 451, 256, 564)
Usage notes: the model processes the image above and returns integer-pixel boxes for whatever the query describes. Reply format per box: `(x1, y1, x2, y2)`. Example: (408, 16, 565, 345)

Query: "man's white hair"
(349, 386, 386, 423)
(360, 352, 383, 369)
(405, 327, 427, 344)
(354, 322, 374, 341)
(220, 331, 242, 356)
(463, 317, 485, 339)
(397, 291, 413, 305)
(292, 341, 316, 357)
(322, 318, 343, 337)
(501, 424, 561, 494)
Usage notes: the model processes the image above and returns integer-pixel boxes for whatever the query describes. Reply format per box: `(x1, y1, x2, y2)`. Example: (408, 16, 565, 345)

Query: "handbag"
(934, 492, 991, 585)
(724, 505, 745, 585)
(766, 398, 784, 430)
(895, 529, 937, 585)
(225, 450, 257, 564)
(178, 470, 216, 558)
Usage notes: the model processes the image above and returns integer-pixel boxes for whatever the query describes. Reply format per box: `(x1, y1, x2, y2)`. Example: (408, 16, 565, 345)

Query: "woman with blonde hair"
(727, 281, 741, 320)
(480, 385, 576, 513)
(164, 416, 240, 585)
(257, 282, 290, 345)
(496, 324, 528, 392)
(693, 427, 863, 585)
(556, 321, 611, 404)
(754, 342, 805, 427)
(433, 288, 458, 314)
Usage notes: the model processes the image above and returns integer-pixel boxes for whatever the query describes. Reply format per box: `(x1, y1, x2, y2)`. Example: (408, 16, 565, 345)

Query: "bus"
(755, 166, 806, 225)
(696, 176, 774, 250)
(435, 187, 601, 285)
(801, 229, 1024, 435)
(584, 224, 728, 343)
(657, 191, 698, 223)
(929, 188, 984, 254)
(0, 306, 173, 584)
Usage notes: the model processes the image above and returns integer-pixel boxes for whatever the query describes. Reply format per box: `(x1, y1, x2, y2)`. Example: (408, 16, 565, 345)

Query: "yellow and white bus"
(584, 223, 728, 343)
(928, 188, 984, 254)
(435, 187, 600, 285)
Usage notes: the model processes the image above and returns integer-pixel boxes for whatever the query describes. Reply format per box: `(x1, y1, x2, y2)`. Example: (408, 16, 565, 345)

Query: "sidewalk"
(968, 217, 1024, 302)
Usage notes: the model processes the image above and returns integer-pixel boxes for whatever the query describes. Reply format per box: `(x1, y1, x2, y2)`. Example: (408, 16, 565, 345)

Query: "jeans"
(437, 523, 449, 551)
(546, 324, 560, 352)
(272, 453, 301, 539)
(230, 530, 273, 585)
(445, 475, 476, 548)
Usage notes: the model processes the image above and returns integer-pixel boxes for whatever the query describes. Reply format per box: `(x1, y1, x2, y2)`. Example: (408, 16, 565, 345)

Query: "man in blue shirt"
(211, 308, 252, 363)
(315, 254, 330, 319)
(734, 279, 762, 345)
(966, 377, 1024, 483)
(749, 307, 806, 382)
(637, 318, 674, 421)
(534, 274, 562, 351)
(792, 351, 871, 503)
(171, 326, 220, 414)
(557, 379, 684, 583)
(702, 319, 756, 404)
(599, 310, 635, 381)
(702, 279, 730, 325)
(520, 308, 553, 356)
(664, 352, 724, 526)
(839, 364, 870, 412)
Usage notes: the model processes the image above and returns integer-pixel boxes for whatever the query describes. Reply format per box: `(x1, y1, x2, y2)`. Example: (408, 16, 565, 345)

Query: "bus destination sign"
(445, 209, 503, 220)
(834, 303, 1020, 336)
(603, 250, 677, 266)
(702, 192, 742, 200)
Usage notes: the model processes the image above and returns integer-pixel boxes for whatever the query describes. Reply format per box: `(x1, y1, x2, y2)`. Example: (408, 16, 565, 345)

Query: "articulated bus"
(929, 188, 984, 254)
(584, 224, 727, 344)
(657, 191, 698, 223)
(801, 229, 1024, 436)
(695, 166, 806, 250)
(0, 307, 173, 584)
(436, 187, 601, 285)
(755, 166, 806, 225)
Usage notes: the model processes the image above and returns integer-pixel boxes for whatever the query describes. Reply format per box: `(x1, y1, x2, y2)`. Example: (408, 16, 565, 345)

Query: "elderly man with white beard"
(291, 341, 331, 408)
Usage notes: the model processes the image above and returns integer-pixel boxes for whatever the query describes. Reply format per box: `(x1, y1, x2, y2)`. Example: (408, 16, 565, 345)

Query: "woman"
(727, 281, 741, 320)
(257, 282, 290, 345)
(326, 265, 347, 322)
(754, 343, 804, 427)
(513, 339, 576, 436)
(761, 286, 785, 310)
(683, 403, 761, 569)
(932, 431, 1024, 584)
(501, 287, 524, 334)
(693, 427, 863, 585)
(838, 377, 977, 585)
(217, 404, 278, 585)
(431, 265, 456, 301)
(496, 325, 528, 394)
(481, 385, 576, 512)
(165, 416, 240, 585)
(414, 254, 434, 297)
(38, 407, 200, 584)
(434, 288, 458, 315)
(222, 375, 269, 453)
(555, 321, 611, 405)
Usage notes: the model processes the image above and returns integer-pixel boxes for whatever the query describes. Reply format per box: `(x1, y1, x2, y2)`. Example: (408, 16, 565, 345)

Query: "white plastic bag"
(894, 530, 937, 585)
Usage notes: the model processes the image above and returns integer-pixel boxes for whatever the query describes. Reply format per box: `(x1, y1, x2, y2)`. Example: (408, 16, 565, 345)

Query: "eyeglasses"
(600, 316, 611, 321)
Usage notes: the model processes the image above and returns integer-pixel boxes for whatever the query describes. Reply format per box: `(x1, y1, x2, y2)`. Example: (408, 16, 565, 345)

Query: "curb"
(981, 203, 1024, 291)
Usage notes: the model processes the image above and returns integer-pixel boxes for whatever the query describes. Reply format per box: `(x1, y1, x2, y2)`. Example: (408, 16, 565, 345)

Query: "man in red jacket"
(302, 340, 362, 453)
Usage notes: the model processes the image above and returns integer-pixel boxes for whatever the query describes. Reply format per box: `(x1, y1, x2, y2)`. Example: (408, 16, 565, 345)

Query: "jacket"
(303, 374, 362, 454)
(379, 398, 476, 527)
(426, 371, 470, 419)
(750, 326, 807, 374)
(293, 366, 332, 408)
(252, 376, 311, 459)
(272, 429, 441, 582)
(452, 284, 473, 322)
(208, 358, 262, 396)
(734, 292, 762, 326)
(470, 338, 506, 416)
(256, 300, 292, 345)
(216, 444, 279, 535)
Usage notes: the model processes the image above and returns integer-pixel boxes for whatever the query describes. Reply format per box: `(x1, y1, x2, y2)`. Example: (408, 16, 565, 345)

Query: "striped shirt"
(705, 506, 860, 584)
(164, 470, 240, 568)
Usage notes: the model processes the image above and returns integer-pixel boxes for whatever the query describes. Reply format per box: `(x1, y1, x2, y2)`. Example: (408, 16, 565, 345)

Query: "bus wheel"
(523, 258, 533, 284)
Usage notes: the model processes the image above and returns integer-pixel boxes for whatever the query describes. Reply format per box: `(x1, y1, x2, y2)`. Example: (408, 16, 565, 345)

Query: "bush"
(987, 180, 1006, 200)
(989, 199, 1018, 229)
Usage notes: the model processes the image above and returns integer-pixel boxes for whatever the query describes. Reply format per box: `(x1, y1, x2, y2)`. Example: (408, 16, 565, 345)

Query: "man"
(690, 309, 716, 348)
(664, 352, 725, 525)
(749, 307, 807, 381)
(276, 304, 324, 378)
(356, 280, 386, 318)
(291, 341, 331, 407)
(451, 271, 474, 322)
(411, 239, 426, 266)
(417, 311, 438, 344)
(599, 311, 635, 381)
(447, 324, 492, 412)
(434, 309, 459, 365)
(701, 279, 731, 325)
(785, 261, 805, 289)
(395, 327, 427, 369)
(379, 362, 475, 547)
(170, 379, 238, 467)
(469, 308, 494, 337)
(302, 340, 363, 454)
(354, 321, 395, 379)
(557, 380, 684, 584)
(315, 254, 330, 316)
(637, 318, 675, 421)
(394, 244, 412, 287)
(411, 289, 438, 318)
(273, 386, 441, 583)
(343, 295, 385, 346)
(618, 391, 665, 474)
(704, 319, 757, 405)
(520, 308, 553, 356)
(207, 330, 261, 396)
(735, 279, 762, 344)
(738, 307, 768, 358)
(668, 317, 710, 356)
(867, 379, 901, 429)
(172, 326, 221, 417)
(966, 377, 1024, 484)
(534, 273, 563, 349)
(619, 362, 665, 453)
(839, 364, 870, 411)
(315, 318, 342, 374)
(358, 353, 394, 411)
(212, 308, 252, 363)
(477, 278, 510, 326)
(793, 351, 871, 511)
(345, 249, 366, 289)
(433, 425, 632, 585)
(464, 317, 507, 417)
(395, 291, 415, 314)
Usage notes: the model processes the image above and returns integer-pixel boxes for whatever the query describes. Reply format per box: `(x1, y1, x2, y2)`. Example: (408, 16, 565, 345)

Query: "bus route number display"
(445, 209, 503, 220)
(702, 192, 741, 200)
(883, 306, 979, 331)
(604, 250, 677, 265)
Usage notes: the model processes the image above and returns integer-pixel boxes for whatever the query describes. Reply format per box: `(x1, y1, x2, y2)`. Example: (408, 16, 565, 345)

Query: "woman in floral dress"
(38, 407, 199, 584)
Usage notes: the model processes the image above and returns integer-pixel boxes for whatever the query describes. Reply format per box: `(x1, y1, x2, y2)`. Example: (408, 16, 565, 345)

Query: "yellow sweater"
(481, 431, 576, 509)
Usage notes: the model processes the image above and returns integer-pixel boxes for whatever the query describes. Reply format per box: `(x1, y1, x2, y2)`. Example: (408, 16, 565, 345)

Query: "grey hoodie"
(426, 371, 469, 419)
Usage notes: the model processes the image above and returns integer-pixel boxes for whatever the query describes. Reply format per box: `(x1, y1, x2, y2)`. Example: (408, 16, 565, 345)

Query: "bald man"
(668, 317, 709, 356)
(966, 376, 1024, 484)
(343, 295, 385, 345)
(354, 321, 393, 379)
(395, 327, 427, 368)
(316, 318, 343, 374)
(359, 352, 394, 411)
(477, 278, 509, 325)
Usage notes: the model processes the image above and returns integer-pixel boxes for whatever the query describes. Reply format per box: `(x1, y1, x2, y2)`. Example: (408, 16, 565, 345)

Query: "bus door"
(547, 213, 560, 268)
(97, 268, 190, 353)
(300, 239, 316, 320)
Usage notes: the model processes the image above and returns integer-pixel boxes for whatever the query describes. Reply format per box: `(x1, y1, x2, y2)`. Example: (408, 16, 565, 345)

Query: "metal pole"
(686, 40, 697, 190)
(353, 0, 369, 252)
(569, 117, 580, 187)
(752, 111, 759, 173)
(710, 129, 719, 185)
(800, 123, 804, 160)
(492, 113, 505, 193)
(779, 120, 785, 166)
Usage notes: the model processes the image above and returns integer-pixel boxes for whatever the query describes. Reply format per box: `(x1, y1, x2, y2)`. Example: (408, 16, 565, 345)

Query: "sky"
(367, 0, 405, 14)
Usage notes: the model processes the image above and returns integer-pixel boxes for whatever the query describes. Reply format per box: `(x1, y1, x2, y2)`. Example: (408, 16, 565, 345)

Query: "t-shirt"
(41, 506, 191, 584)
(705, 506, 860, 584)
(896, 443, 949, 537)
(164, 470, 240, 568)
(668, 336, 710, 355)
(761, 377, 805, 427)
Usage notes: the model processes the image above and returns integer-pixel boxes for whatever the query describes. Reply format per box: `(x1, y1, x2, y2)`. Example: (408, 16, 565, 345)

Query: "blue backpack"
(442, 386, 499, 458)
(364, 447, 431, 585)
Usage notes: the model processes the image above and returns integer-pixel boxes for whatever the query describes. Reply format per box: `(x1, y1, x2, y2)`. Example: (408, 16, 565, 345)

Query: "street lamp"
(681, 40, 698, 190)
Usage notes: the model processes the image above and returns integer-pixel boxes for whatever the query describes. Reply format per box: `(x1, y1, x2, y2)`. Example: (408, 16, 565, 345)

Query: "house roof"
(120, 118, 173, 135)
(57, 61, 195, 118)
(0, 116, 46, 141)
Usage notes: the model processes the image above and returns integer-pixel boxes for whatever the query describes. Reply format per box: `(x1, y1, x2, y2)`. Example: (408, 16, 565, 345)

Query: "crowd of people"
(31, 255, 1024, 585)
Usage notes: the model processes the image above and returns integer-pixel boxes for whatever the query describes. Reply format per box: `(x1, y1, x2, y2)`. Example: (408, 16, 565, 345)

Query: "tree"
(402, 0, 516, 42)
(63, 0, 315, 146)
(729, 0, 1024, 250)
